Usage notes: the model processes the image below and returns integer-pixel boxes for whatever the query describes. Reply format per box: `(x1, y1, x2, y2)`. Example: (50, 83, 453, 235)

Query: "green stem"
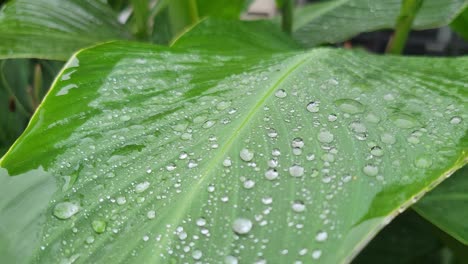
(0, 61, 31, 117)
(386, 0, 423, 54)
(32, 63, 42, 109)
(131, 0, 151, 40)
(168, 0, 199, 37)
(281, 0, 293, 34)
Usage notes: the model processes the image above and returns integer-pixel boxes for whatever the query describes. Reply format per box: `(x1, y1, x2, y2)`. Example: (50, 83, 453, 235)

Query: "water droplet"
(363, 165, 379, 176)
(328, 114, 338, 122)
(92, 220, 106, 234)
(265, 169, 279, 180)
(365, 113, 380, 123)
(318, 130, 334, 143)
(289, 165, 304, 177)
(381, 133, 396, 145)
(225, 255, 238, 264)
(275, 89, 287, 98)
(311, 250, 322, 259)
(315, 231, 328, 242)
(232, 218, 253, 235)
(116, 196, 127, 205)
(306, 101, 320, 113)
(450, 116, 462, 124)
(202, 120, 216, 129)
(166, 163, 176, 171)
(216, 101, 231, 110)
(335, 99, 365, 114)
(415, 156, 432, 168)
(179, 152, 188, 159)
(390, 113, 419, 128)
(135, 181, 150, 193)
(272, 148, 281, 156)
(240, 148, 254, 162)
(53, 201, 80, 220)
(292, 137, 305, 148)
(349, 121, 367, 133)
(370, 146, 384, 157)
(85, 236, 95, 244)
(192, 250, 203, 260)
(147, 210, 156, 219)
(181, 132, 192, 140)
(223, 158, 232, 167)
(207, 184, 215, 192)
(196, 218, 207, 227)
(243, 180, 255, 189)
(268, 159, 279, 168)
(262, 197, 273, 205)
(292, 200, 306, 212)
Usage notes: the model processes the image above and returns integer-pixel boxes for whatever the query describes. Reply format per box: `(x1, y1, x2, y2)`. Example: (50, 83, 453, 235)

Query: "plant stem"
(168, 0, 199, 37)
(281, 0, 293, 34)
(386, 0, 423, 54)
(131, 0, 151, 40)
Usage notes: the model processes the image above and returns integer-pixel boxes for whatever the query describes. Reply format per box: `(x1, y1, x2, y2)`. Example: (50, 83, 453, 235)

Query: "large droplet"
(390, 113, 420, 128)
(53, 201, 80, 220)
(318, 130, 334, 143)
(335, 99, 365, 114)
(232, 218, 253, 235)
(240, 148, 254, 162)
(289, 165, 304, 177)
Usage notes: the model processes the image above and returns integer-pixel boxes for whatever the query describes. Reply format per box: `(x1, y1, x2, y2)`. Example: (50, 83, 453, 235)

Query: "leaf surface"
(293, 0, 468, 47)
(0, 0, 131, 60)
(0, 21, 467, 263)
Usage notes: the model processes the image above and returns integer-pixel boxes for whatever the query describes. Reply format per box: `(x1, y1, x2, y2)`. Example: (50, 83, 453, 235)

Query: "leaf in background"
(0, 0, 131, 60)
(0, 59, 63, 156)
(413, 166, 468, 245)
(197, 0, 252, 19)
(293, 0, 467, 47)
(451, 7, 468, 41)
(353, 210, 447, 264)
(0, 20, 467, 263)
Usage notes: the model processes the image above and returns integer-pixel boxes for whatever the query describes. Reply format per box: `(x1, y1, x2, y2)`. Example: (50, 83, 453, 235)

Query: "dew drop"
(225, 255, 238, 264)
(363, 164, 379, 176)
(216, 101, 231, 110)
(135, 181, 150, 193)
(335, 99, 365, 114)
(116, 196, 127, 205)
(275, 89, 287, 98)
(414, 156, 432, 168)
(312, 250, 322, 259)
(315, 231, 328, 242)
(196, 218, 207, 227)
(243, 180, 255, 189)
(53, 202, 80, 220)
(240, 148, 254, 161)
(92, 220, 107, 234)
(223, 158, 232, 167)
(192, 250, 203, 260)
(318, 130, 334, 143)
(262, 197, 273, 205)
(390, 113, 419, 128)
(188, 160, 198, 168)
(292, 137, 305, 148)
(381, 133, 396, 145)
(370, 146, 384, 157)
(166, 163, 176, 171)
(328, 114, 338, 122)
(306, 101, 320, 113)
(292, 200, 306, 212)
(232, 218, 253, 235)
(272, 148, 281, 156)
(265, 169, 279, 180)
(289, 164, 304, 177)
(450, 116, 462, 124)
(202, 120, 216, 129)
(147, 210, 156, 219)
(267, 128, 278, 138)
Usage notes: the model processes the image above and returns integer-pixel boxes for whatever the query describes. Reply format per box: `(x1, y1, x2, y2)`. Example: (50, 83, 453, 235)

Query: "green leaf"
(196, 0, 251, 19)
(353, 210, 446, 264)
(0, 0, 131, 60)
(293, 0, 468, 47)
(413, 166, 468, 245)
(450, 7, 468, 41)
(0, 23, 467, 263)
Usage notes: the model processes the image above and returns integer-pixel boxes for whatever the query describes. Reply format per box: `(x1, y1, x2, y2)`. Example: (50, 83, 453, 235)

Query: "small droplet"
(292, 200, 306, 212)
(53, 202, 80, 220)
(311, 250, 322, 259)
(116, 196, 127, 205)
(315, 231, 328, 242)
(224, 255, 238, 264)
(292, 138, 305, 148)
(223, 158, 232, 167)
(335, 99, 365, 114)
(306, 101, 320, 113)
(289, 164, 304, 177)
(363, 164, 379, 176)
(207, 184, 215, 192)
(272, 148, 281, 156)
(328, 114, 338, 122)
(415, 156, 432, 168)
(147, 210, 156, 219)
(370, 146, 384, 157)
(275, 89, 287, 98)
(192, 250, 203, 260)
(166, 163, 176, 171)
(135, 181, 150, 193)
(92, 220, 107, 234)
(202, 120, 216, 129)
(450, 116, 462, 124)
(390, 113, 419, 128)
(265, 169, 279, 180)
(240, 148, 254, 162)
(365, 113, 380, 123)
(243, 180, 255, 189)
(267, 128, 278, 138)
(232, 218, 253, 235)
(196, 218, 207, 227)
(268, 158, 279, 168)
(381, 133, 396, 145)
(262, 197, 273, 205)
(188, 160, 198, 168)
(216, 101, 231, 110)
(318, 130, 334, 143)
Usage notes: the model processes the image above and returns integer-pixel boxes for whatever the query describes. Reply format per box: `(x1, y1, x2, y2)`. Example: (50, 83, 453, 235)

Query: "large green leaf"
(0, 20, 467, 263)
(413, 166, 468, 245)
(451, 7, 468, 41)
(293, 0, 467, 47)
(0, 0, 131, 60)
